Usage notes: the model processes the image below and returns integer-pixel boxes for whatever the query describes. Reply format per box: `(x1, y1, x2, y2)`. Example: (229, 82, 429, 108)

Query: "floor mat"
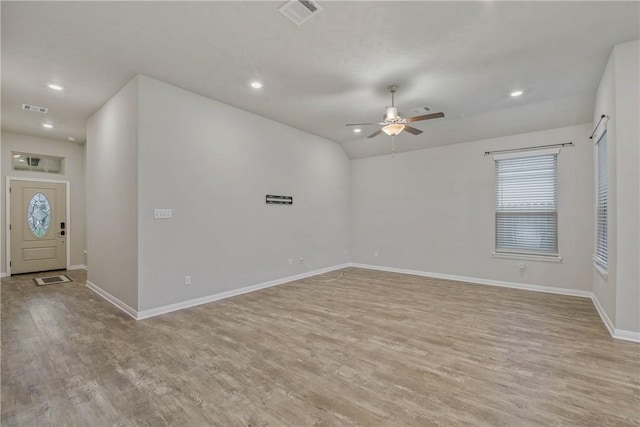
(34, 274, 72, 286)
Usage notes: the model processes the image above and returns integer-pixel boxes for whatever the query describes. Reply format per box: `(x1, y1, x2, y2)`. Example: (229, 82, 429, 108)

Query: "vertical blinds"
(595, 131, 608, 268)
(495, 153, 558, 255)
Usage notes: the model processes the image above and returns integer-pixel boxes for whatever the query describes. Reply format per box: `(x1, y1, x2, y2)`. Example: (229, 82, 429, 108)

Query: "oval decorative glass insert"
(27, 193, 52, 238)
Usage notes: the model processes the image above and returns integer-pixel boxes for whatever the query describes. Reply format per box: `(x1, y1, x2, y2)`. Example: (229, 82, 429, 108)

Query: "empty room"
(1, 1, 639, 426)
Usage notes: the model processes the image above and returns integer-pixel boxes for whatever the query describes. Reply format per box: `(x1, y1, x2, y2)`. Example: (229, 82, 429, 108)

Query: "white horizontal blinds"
(495, 152, 558, 255)
(595, 131, 608, 268)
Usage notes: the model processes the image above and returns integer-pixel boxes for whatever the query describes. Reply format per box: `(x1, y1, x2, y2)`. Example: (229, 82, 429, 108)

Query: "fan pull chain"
(391, 135, 396, 157)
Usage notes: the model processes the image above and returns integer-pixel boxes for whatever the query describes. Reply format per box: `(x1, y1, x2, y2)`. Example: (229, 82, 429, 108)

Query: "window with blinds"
(495, 150, 558, 256)
(594, 131, 608, 269)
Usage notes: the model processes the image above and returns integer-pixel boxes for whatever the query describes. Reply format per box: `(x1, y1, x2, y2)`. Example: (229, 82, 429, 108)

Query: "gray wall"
(1, 132, 87, 273)
(350, 124, 594, 292)
(136, 76, 350, 310)
(86, 76, 139, 310)
(593, 39, 640, 333)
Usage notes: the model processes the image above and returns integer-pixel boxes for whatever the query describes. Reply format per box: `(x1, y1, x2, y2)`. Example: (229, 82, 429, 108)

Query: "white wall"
(1, 132, 86, 273)
(593, 40, 640, 334)
(351, 124, 594, 292)
(86, 76, 139, 310)
(136, 76, 350, 310)
(592, 51, 617, 323)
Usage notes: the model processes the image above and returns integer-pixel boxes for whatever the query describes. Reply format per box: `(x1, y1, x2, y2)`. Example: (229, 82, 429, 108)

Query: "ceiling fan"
(346, 84, 445, 139)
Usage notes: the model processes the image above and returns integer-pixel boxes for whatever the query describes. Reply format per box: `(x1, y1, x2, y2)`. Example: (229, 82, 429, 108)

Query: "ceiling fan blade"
(403, 125, 423, 135)
(345, 122, 377, 126)
(406, 112, 445, 123)
(367, 129, 383, 139)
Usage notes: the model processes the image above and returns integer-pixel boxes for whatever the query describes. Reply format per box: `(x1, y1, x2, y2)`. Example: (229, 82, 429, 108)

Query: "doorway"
(6, 178, 70, 275)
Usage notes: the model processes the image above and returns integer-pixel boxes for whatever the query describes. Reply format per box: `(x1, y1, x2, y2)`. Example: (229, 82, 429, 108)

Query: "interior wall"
(1, 132, 86, 273)
(592, 48, 617, 325)
(136, 76, 350, 311)
(350, 124, 594, 292)
(612, 40, 639, 332)
(86, 76, 139, 310)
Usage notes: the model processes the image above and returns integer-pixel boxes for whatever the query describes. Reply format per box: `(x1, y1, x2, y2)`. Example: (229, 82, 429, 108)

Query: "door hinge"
(8, 224, 11, 230)
(9, 187, 11, 193)
(9, 261, 11, 267)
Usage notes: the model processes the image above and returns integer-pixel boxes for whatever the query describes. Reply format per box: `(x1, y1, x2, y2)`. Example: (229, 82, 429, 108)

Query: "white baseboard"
(0, 272, 6, 278)
(349, 263, 593, 298)
(350, 262, 640, 343)
(137, 263, 351, 320)
(613, 329, 640, 342)
(86, 280, 138, 320)
(69, 264, 87, 271)
(590, 293, 615, 336)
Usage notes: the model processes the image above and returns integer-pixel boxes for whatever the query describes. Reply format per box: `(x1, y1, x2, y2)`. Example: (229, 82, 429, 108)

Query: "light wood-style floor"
(2, 267, 639, 426)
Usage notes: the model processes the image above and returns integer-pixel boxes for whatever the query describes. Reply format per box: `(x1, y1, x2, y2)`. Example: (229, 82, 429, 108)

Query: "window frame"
(493, 148, 560, 260)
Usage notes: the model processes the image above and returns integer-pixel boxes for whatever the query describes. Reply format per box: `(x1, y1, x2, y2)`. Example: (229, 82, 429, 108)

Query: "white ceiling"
(2, 1, 638, 159)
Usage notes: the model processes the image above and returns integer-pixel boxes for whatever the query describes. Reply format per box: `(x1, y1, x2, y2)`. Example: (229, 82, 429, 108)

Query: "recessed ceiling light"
(42, 123, 53, 128)
(48, 84, 63, 91)
(68, 137, 76, 141)
(353, 128, 362, 133)
(250, 81, 263, 89)
(510, 90, 523, 97)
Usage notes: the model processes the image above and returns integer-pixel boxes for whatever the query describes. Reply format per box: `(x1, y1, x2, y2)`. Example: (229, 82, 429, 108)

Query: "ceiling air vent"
(22, 104, 48, 114)
(409, 106, 432, 116)
(279, 0, 322, 25)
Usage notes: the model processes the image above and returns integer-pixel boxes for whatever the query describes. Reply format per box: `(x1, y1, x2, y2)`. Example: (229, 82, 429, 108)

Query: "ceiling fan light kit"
(382, 123, 405, 136)
(346, 84, 445, 151)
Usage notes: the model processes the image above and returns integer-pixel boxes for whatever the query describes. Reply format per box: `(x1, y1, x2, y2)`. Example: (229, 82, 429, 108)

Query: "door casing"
(5, 177, 71, 276)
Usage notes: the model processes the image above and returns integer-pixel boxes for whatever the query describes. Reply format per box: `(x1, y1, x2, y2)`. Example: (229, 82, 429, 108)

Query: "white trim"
(69, 264, 87, 271)
(349, 263, 592, 298)
(492, 252, 563, 263)
(592, 261, 608, 279)
(0, 272, 6, 278)
(137, 263, 351, 320)
(590, 293, 615, 336)
(613, 329, 640, 343)
(86, 280, 137, 320)
(5, 177, 71, 276)
(492, 147, 560, 161)
(590, 294, 640, 343)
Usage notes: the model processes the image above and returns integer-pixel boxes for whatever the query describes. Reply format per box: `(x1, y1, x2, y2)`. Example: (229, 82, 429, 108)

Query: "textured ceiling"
(2, 1, 638, 158)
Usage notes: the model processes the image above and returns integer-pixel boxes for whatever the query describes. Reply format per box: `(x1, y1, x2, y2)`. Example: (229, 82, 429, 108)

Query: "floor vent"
(279, 0, 322, 25)
(22, 104, 48, 114)
(34, 275, 72, 286)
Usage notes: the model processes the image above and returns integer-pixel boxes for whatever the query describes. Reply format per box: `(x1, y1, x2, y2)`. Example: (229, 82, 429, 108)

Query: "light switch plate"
(154, 208, 172, 219)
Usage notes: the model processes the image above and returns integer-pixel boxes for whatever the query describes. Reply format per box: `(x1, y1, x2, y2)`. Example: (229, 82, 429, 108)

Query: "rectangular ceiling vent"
(279, 0, 322, 25)
(22, 104, 48, 114)
(410, 106, 432, 116)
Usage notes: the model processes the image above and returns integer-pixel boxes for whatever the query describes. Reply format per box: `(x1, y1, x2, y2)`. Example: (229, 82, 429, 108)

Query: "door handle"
(60, 230, 66, 236)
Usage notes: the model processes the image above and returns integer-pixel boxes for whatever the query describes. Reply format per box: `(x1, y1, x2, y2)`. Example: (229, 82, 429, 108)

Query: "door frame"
(5, 177, 71, 276)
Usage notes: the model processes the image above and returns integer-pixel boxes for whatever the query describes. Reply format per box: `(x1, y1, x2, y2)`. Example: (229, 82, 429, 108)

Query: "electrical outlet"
(288, 258, 293, 265)
(344, 248, 348, 255)
(184, 275, 191, 286)
(374, 250, 379, 257)
(299, 257, 304, 264)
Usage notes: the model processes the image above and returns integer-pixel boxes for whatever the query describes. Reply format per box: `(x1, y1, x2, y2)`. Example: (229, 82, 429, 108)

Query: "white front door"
(10, 180, 67, 274)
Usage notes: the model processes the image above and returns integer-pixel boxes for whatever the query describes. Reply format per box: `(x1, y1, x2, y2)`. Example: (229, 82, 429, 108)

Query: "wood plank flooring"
(2, 267, 639, 426)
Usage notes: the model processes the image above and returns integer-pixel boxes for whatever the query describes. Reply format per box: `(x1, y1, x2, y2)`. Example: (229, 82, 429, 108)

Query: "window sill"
(593, 260, 608, 279)
(492, 252, 563, 263)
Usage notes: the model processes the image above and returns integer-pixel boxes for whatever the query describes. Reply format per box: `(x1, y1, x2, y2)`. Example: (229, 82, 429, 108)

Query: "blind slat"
(595, 131, 608, 267)
(495, 153, 558, 255)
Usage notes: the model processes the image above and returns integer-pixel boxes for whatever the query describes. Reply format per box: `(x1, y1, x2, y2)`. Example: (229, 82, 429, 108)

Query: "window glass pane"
(595, 131, 607, 267)
(495, 153, 558, 255)
(28, 193, 52, 238)
(12, 152, 64, 174)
